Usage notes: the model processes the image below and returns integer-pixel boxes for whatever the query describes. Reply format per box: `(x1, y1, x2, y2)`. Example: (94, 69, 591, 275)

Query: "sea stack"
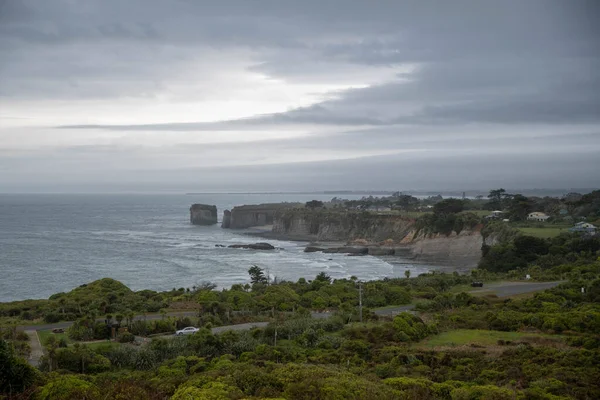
(189, 204, 218, 225)
(221, 210, 231, 228)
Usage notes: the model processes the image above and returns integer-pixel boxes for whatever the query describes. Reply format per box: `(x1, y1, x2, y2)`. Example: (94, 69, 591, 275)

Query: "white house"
(527, 212, 550, 222)
(569, 222, 597, 234)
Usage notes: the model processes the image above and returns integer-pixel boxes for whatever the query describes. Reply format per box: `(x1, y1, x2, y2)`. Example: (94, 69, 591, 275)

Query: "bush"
(118, 332, 135, 343)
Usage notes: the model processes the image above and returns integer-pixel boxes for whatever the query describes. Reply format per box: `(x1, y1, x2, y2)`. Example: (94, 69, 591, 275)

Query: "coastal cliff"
(403, 229, 484, 267)
(272, 208, 489, 267)
(222, 203, 301, 229)
(189, 204, 218, 225)
(272, 209, 416, 241)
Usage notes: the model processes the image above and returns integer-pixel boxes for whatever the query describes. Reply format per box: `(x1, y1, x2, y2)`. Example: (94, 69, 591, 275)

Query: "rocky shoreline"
(191, 203, 485, 268)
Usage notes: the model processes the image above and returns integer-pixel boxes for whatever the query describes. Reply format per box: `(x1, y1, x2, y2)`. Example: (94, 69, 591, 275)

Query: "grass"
(84, 341, 121, 351)
(372, 304, 413, 311)
(517, 227, 567, 238)
(37, 329, 122, 351)
(37, 329, 70, 345)
(462, 210, 490, 217)
(417, 329, 561, 349)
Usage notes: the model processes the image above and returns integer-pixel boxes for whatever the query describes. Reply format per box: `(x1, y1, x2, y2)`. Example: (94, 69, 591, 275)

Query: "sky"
(0, 0, 599, 193)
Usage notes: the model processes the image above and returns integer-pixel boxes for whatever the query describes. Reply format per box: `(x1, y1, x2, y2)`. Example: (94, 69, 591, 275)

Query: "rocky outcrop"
(190, 204, 218, 225)
(228, 242, 276, 250)
(221, 210, 232, 228)
(408, 229, 484, 268)
(273, 209, 415, 242)
(222, 203, 301, 229)
(305, 245, 393, 256)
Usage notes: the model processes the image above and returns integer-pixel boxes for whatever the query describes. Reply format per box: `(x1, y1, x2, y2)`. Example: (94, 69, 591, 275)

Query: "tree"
(305, 200, 324, 209)
(315, 272, 332, 283)
(486, 188, 511, 210)
(37, 375, 100, 400)
(506, 194, 534, 221)
(433, 198, 464, 215)
(248, 265, 268, 285)
(0, 340, 38, 395)
(488, 188, 507, 203)
(404, 270, 411, 279)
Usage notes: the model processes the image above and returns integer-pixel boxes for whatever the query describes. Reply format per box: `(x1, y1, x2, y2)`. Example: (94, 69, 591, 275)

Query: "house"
(527, 212, 550, 222)
(569, 222, 597, 235)
(485, 210, 504, 220)
(366, 205, 391, 212)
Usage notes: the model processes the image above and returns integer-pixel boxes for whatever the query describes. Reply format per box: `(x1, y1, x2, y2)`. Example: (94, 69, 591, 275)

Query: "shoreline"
(238, 226, 473, 270)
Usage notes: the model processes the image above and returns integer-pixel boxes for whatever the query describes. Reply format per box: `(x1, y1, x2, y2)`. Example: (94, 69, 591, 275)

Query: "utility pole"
(358, 281, 363, 323)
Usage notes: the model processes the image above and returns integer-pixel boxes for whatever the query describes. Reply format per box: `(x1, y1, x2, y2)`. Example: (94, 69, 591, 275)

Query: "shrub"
(118, 332, 135, 343)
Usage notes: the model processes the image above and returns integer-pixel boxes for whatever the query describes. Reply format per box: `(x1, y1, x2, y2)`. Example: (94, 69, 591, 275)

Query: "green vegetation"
(1, 260, 599, 399)
(37, 330, 69, 347)
(417, 329, 562, 348)
(480, 230, 600, 272)
(2, 186, 600, 399)
(517, 227, 567, 238)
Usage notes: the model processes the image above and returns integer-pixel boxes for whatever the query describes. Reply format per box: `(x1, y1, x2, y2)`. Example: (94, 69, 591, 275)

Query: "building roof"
(528, 212, 549, 217)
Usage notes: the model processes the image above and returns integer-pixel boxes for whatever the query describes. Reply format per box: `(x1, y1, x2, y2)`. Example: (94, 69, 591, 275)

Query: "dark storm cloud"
(2, 0, 600, 191)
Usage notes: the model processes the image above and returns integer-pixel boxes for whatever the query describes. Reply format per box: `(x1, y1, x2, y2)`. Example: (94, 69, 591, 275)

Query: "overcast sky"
(1, 0, 599, 193)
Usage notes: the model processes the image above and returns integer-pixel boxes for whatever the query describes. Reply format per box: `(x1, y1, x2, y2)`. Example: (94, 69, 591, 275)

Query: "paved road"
(24, 330, 43, 367)
(471, 281, 564, 297)
(373, 305, 416, 316)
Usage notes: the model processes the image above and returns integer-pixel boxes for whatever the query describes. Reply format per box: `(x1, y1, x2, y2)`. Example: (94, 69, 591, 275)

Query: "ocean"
(0, 193, 443, 302)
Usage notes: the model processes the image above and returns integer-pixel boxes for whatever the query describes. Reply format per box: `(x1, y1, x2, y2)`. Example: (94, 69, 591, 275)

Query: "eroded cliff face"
(223, 203, 301, 229)
(273, 209, 486, 267)
(273, 209, 416, 241)
(189, 204, 218, 225)
(407, 229, 484, 268)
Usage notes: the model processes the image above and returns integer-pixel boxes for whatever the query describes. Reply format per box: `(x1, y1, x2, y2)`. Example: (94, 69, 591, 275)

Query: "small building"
(527, 212, 550, 222)
(367, 205, 392, 212)
(569, 222, 597, 235)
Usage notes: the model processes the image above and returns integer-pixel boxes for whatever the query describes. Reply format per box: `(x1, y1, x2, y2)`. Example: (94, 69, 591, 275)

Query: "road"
(24, 330, 43, 367)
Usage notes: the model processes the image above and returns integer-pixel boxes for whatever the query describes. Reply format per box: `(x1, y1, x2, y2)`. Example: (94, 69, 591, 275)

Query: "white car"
(175, 326, 199, 335)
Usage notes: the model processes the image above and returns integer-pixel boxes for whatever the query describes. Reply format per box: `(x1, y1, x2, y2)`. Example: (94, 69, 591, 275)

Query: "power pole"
(358, 281, 363, 323)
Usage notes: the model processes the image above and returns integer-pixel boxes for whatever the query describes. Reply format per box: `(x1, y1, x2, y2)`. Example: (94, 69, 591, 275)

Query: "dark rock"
(367, 247, 396, 256)
(221, 210, 231, 228)
(304, 246, 326, 253)
(338, 246, 369, 255)
(228, 242, 276, 250)
(190, 204, 218, 225)
(215, 244, 226, 248)
(319, 246, 369, 254)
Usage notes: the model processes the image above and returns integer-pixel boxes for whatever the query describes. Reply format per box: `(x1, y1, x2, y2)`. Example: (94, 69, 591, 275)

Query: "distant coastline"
(186, 188, 599, 197)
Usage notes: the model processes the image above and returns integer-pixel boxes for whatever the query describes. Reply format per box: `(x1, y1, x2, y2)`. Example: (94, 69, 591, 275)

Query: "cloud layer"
(1, 0, 599, 192)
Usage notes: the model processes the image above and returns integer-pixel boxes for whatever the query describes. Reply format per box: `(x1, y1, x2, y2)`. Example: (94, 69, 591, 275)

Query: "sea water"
(0, 193, 443, 302)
